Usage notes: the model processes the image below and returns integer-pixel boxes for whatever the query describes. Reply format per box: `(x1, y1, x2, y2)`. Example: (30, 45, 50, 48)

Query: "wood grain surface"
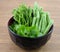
(0, 0, 60, 52)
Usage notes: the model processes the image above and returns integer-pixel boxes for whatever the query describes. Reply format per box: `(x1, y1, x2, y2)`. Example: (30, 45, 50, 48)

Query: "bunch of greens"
(9, 2, 53, 38)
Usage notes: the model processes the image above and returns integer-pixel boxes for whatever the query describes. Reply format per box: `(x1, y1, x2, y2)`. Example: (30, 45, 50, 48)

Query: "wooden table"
(0, 0, 60, 52)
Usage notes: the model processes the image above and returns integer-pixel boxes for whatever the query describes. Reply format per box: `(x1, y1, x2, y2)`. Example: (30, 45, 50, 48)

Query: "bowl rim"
(8, 17, 53, 39)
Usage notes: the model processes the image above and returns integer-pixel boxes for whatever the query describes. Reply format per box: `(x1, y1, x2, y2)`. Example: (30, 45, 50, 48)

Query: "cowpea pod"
(43, 12, 47, 33)
(38, 8, 43, 31)
(41, 13, 46, 33)
(33, 3, 40, 28)
(38, 11, 44, 32)
(33, 2, 39, 17)
(43, 20, 53, 35)
(28, 7, 33, 26)
(39, 18, 42, 32)
(46, 12, 51, 25)
(36, 10, 40, 27)
(32, 17, 36, 26)
(13, 9, 19, 23)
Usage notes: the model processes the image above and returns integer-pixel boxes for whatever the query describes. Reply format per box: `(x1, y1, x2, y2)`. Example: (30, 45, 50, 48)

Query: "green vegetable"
(32, 17, 36, 26)
(10, 2, 53, 38)
(41, 12, 47, 33)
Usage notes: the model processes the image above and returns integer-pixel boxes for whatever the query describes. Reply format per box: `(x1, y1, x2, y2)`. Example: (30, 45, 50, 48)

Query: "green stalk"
(25, 10, 29, 26)
(32, 17, 36, 26)
(28, 7, 32, 26)
(41, 13, 47, 33)
(38, 7, 43, 31)
(36, 10, 40, 27)
(43, 20, 53, 35)
(39, 18, 42, 32)
(43, 12, 53, 35)
(46, 12, 51, 25)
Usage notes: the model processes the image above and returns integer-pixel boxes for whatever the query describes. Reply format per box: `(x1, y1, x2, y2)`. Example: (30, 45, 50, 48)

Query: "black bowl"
(8, 17, 53, 50)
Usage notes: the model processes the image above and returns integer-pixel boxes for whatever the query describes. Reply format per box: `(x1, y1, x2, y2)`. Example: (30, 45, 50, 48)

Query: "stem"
(41, 13, 47, 33)
(43, 20, 53, 35)
(32, 17, 36, 26)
